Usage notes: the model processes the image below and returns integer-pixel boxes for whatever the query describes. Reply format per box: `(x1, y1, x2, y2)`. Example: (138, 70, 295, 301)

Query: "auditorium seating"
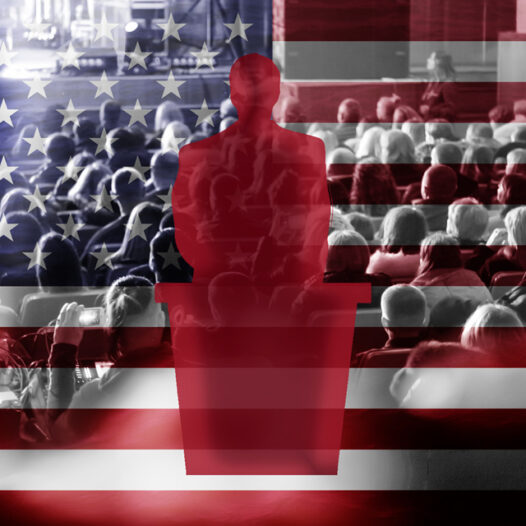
(490, 271, 525, 299)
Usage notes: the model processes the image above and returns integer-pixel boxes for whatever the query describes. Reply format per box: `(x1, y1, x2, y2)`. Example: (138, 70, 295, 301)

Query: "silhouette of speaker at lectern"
(155, 53, 370, 475)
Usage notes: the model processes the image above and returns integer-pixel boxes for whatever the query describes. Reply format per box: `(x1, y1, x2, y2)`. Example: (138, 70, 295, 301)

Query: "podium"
(155, 281, 370, 475)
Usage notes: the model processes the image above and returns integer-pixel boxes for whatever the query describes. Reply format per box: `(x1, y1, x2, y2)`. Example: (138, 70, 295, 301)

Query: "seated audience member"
(401, 118, 425, 149)
(326, 147, 356, 178)
(485, 173, 526, 233)
(506, 148, 526, 176)
(30, 133, 75, 188)
(379, 130, 421, 185)
(346, 212, 375, 242)
(367, 206, 427, 279)
(98, 100, 122, 134)
(47, 276, 171, 440)
(345, 114, 380, 152)
(478, 206, 526, 285)
(489, 104, 514, 132)
(350, 160, 400, 218)
(411, 165, 458, 231)
(390, 341, 487, 409)
(355, 126, 384, 159)
(460, 145, 495, 186)
(324, 230, 390, 304)
(377, 284, 428, 350)
(105, 127, 150, 173)
(81, 167, 146, 263)
(146, 150, 179, 197)
(146, 101, 185, 149)
(279, 96, 306, 133)
(431, 142, 479, 199)
(130, 228, 193, 284)
(220, 117, 236, 132)
(0, 170, 29, 200)
(335, 98, 361, 144)
(376, 94, 401, 123)
(53, 151, 96, 198)
(73, 118, 97, 155)
(11, 124, 43, 160)
(36, 233, 84, 291)
(415, 120, 458, 163)
(40, 104, 65, 136)
(461, 304, 526, 365)
(392, 105, 421, 129)
(79, 174, 119, 227)
(494, 99, 526, 144)
(464, 123, 500, 152)
(0, 188, 55, 231)
(219, 97, 237, 120)
(494, 126, 526, 165)
(446, 198, 489, 245)
(428, 296, 479, 342)
(410, 233, 492, 310)
(67, 161, 112, 208)
(309, 129, 338, 158)
(161, 121, 191, 152)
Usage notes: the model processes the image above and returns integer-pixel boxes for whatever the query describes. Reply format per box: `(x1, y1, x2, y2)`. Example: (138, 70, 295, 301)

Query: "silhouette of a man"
(172, 53, 331, 284)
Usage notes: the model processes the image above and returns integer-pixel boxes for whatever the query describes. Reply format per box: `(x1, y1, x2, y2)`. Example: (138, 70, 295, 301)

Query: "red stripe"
(274, 0, 516, 41)
(0, 490, 520, 525)
(5, 409, 526, 449)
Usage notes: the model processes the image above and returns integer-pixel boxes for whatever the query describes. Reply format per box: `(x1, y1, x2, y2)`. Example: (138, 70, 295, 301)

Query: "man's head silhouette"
(229, 54, 280, 122)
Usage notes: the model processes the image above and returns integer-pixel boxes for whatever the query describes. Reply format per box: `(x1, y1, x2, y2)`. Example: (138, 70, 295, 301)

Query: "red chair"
(490, 271, 525, 300)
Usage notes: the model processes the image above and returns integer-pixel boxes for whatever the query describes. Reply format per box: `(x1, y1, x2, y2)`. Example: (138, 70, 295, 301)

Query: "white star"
(0, 42, 17, 67)
(127, 214, 152, 241)
(23, 242, 51, 270)
(158, 242, 183, 270)
(56, 214, 85, 240)
(58, 158, 84, 182)
(23, 74, 51, 98)
(157, 14, 186, 41)
(124, 99, 151, 127)
(90, 186, 117, 213)
(190, 42, 219, 71)
(23, 186, 49, 213)
(90, 128, 117, 156)
(90, 71, 118, 98)
(157, 185, 173, 212)
(161, 126, 186, 153)
(23, 128, 47, 155)
(57, 43, 84, 69)
(157, 71, 185, 98)
(90, 242, 116, 270)
(0, 215, 17, 241)
(126, 157, 150, 182)
(57, 99, 84, 127)
(125, 42, 152, 70)
(191, 99, 217, 127)
(0, 99, 17, 127)
(93, 12, 119, 42)
(0, 157, 17, 183)
(224, 14, 253, 43)
(24, 21, 51, 38)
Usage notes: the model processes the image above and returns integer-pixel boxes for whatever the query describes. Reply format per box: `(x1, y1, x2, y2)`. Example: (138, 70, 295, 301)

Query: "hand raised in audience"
(53, 302, 84, 347)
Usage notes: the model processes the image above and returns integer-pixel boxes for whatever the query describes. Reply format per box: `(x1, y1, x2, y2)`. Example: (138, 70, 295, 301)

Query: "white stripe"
(8, 367, 526, 410)
(3, 449, 526, 490)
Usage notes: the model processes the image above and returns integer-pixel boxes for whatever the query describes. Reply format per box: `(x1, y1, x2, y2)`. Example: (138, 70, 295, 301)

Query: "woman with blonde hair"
(379, 129, 421, 185)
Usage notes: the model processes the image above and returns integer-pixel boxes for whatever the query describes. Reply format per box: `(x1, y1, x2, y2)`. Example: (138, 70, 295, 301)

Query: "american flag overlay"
(2, 0, 526, 524)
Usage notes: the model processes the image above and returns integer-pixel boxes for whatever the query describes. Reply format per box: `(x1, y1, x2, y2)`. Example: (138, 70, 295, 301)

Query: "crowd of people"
(1, 68, 526, 444)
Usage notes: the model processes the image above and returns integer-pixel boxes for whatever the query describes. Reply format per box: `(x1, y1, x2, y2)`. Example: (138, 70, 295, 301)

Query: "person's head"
(68, 160, 112, 204)
(461, 304, 525, 362)
(465, 123, 494, 144)
(219, 116, 237, 132)
(105, 127, 136, 157)
(161, 121, 191, 152)
(229, 53, 280, 121)
(325, 230, 370, 275)
(420, 164, 458, 202)
(36, 232, 83, 291)
(99, 100, 122, 129)
(105, 275, 164, 354)
(149, 228, 192, 283)
(309, 129, 338, 157)
(337, 98, 361, 124)
(426, 51, 456, 80)
(401, 118, 425, 147)
(381, 205, 427, 254)
(220, 97, 237, 119)
(514, 100, 526, 121)
(497, 175, 526, 206)
(511, 126, 526, 143)
(356, 114, 380, 139)
(447, 198, 489, 243)
(280, 96, 303, 122)
(73, 118, 97, 144)
(328, 207, 351, 234)
(429, 296, 480, 341)
(346, 212, 375, 241)
(45, 133, 75, 164)
(0, 189, 49, 225)
(41, 104, 64, 135)
(488, 104, 514, 130)
(0, 170, 28, 199)
(355, 126, 385, 159)
(111, 167, 146, 215)
(0, 211, 43, 254)
(381, 284, 427, 330)
(506, 149, 526, 176)
(326, 147, 356, 177)
(150, 150, 179, 190)
(504, 205, 526, 246)
(154, 100, 183, 132)
(460, 145, 494, 183)
(392, 105, 420, 128)
(430, 141, 463, 166)
(376, 95, 401, 122)
(425, 120, 457, 144)
(379, 129, 415, 164)
(418, 232, 462, 274)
